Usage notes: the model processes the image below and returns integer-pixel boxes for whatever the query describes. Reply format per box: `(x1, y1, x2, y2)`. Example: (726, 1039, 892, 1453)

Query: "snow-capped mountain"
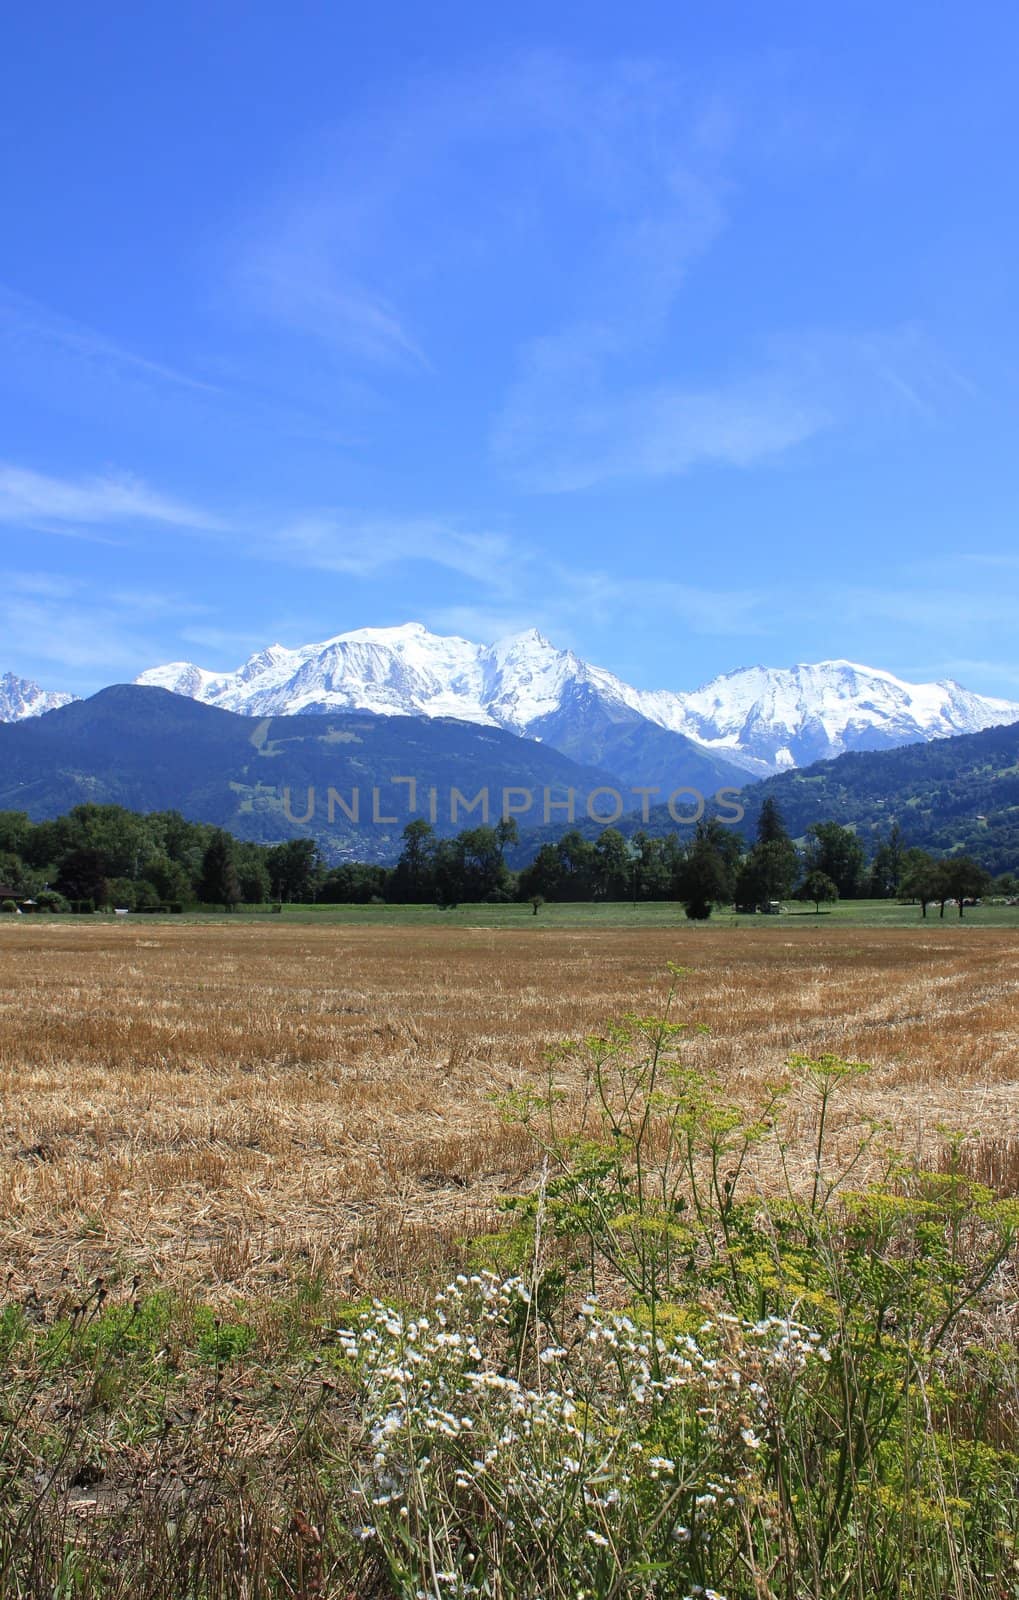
(135, 625, 1019, 778)
(641, 661, 1019, 774)
(138, 624, 611, 728)
(0, 672, 76, 723)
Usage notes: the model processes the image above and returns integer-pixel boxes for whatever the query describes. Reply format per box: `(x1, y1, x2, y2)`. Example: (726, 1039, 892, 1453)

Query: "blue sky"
(3, 1, 1019, 699)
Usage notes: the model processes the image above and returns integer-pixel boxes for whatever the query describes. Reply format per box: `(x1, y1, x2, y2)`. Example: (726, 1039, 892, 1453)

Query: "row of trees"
(0, 801, 1009, 918)
(0, 805, 522, 913)
(0, 806, 323, 911)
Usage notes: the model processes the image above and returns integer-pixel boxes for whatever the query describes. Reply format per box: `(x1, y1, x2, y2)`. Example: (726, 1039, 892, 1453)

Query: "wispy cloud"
(552, 567, 771, 638)
(448, 58, 970, 493)
(0, 463, 230, 537)
(495, 322, 973, 492)
(0, 459, 519, 599)
(494, 345, 830, 491)
(1, 571, 215, 684)
(240, 248, 430, 369)
(231, 158, 432, 369)
(1, 569, 80, 600)
(267, 511, 516, 588)
(838, 583, 1019, 633)
(228, 54, 732, 375)
(0, 283, 217, 394)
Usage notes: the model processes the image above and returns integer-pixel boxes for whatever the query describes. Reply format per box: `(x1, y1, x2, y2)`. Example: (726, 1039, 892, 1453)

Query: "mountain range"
(1, 678, 1017, 872)
(0, 686, 625, 861)
(4, 626, 1018, 797)
(134, 624, 1019, 778)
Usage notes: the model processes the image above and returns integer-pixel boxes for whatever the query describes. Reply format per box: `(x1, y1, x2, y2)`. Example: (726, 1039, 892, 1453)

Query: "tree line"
(0, 800, 1011, 918)
(0, 806, 309, 911)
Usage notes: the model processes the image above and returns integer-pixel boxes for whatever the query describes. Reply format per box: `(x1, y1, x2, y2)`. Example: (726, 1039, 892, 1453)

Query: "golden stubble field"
(1, 918, 1017, 1303)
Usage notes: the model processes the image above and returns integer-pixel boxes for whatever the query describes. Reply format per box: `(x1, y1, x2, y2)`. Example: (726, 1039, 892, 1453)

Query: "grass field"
(3, 915, 1019, 1597)
(72, 893, 1019, 929)
(188, 894, 1019, 928)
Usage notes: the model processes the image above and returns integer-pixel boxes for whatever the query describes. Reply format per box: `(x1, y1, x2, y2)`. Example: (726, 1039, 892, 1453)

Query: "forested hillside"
(740, 719, 1019, 875)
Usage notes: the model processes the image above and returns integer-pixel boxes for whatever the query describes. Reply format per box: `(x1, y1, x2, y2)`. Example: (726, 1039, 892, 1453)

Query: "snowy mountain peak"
(0, 672, 77, 723)
(671, 659, 1019, 771)
(328, 621, 432, 645)
(133, 625, 1019, 777)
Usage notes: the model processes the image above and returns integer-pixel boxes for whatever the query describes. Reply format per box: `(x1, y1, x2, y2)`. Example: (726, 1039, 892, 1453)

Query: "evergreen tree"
(735, 837, 798, 908)
(676, 821, 733, 920)
(390, 819, 437, 902)
(552, 831, 598, 901)
(732, 798, 798, 908)
(199, 831, 241, 910)
(631, 831, 672, 901)
(756, 796, 790, 846)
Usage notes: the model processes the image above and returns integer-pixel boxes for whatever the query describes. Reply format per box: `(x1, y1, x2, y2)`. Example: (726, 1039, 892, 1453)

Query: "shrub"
(34, 889, 68, 912)
(0, 899, 16, 913)
(344, 1272, 826, 1600)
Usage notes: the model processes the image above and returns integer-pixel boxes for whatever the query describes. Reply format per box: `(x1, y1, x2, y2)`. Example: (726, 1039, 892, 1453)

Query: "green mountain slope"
(0, 685, 621, 863)
(739, 719, 1019, 872)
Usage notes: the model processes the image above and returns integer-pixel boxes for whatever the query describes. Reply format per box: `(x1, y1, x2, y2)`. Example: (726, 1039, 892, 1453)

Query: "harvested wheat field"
(2, 917, 1017, 1302)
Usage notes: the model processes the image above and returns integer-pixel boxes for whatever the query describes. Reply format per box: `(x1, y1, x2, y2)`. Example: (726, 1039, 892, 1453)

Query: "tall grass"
(346, 976, 1019, 1597)
(3, 971, 1019, 1596)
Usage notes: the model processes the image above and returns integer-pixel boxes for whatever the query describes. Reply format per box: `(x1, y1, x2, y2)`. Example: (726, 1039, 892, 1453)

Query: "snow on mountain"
(663, 661, 1019, 771)
(0, 672, 76, 723)
(134, 627, 1019, 777)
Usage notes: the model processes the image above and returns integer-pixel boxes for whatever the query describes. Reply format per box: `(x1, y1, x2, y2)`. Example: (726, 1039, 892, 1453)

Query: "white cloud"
(0, 460, 519, 600)
(494, 323, 971, 492)
(240, 246, 430, 368)
(552, 567, 771, 638)
(1, 569, 80, 600)
(2, 596, 176, 675)
(227, 53, 732, 374)
(0, 463, 229, 535)
(494, 346, 830, 491)
(267, 511, 517, 588)
(0, 283, 216, 394)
